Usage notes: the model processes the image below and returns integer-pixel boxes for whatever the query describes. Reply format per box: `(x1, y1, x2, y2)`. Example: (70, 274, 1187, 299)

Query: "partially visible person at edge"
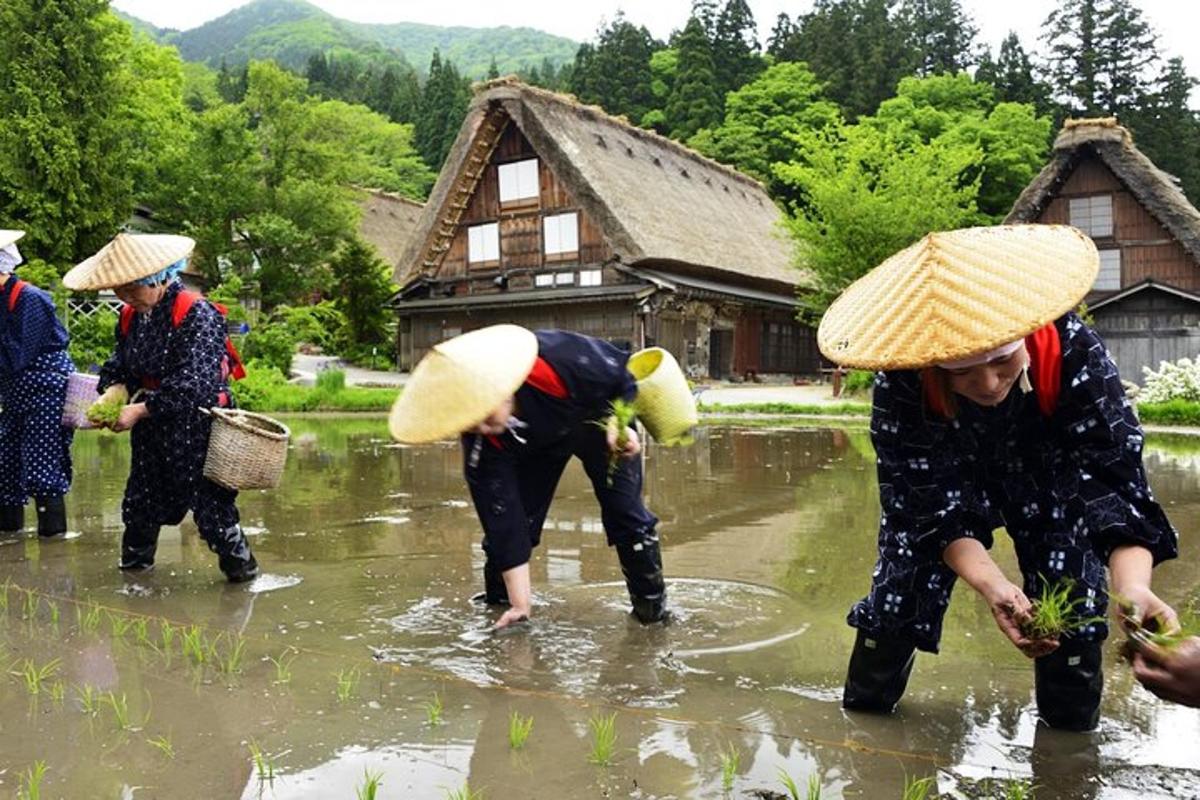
(1132, 636, 1200, 708)
(817, 224, 1179, 732)
(0, 228, 74, 538)
(62, 233, 259, 582)
(388, 325, 667, 629)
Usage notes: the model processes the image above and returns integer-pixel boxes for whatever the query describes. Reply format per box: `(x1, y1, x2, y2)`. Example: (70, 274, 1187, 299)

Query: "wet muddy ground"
(0, 419, 1197, 798)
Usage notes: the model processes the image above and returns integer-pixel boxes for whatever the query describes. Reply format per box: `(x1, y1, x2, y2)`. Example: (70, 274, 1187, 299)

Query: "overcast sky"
(110, 0, 1200, 84)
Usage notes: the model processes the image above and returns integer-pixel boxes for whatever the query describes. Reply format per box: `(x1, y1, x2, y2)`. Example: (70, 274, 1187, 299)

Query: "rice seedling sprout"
(1022, 576, 1102, 640)
(268, 648, 297, 684)
(425, 691, 444, 725)
(148, 734, 176, 760)
(587, 711, 618, 766)
(79, 603, 103, 634)
(356, 768, 384, 800)
(102, 691, 133, 731)
(16, 657, 62, 696)
(248, 739, 276, 784)
(22, 588, 38, 620)
(108, 611, 134, 639)
(443, 785, 484, 800)
(594, 398, 638, 486)
(507, 710, 533, 749)
(218, 635, 247, 675)
(16, 760, 46, 800)
(335, 666, 361, 702)
(901, 775, 936, 800)
(1003, 779, 1036, 799)
(75, 684, 101, 717)
(719, 745, 740, 792)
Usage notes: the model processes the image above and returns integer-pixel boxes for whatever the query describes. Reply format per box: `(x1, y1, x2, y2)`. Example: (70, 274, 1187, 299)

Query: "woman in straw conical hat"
(63, 233, 259, 583)
(0, 229, 75, 538)
(819, 224, 1178, 732)
(390, 326, 667, 629)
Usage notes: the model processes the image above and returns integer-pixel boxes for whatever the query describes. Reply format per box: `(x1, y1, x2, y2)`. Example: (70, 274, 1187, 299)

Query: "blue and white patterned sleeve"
(1054, 315, 1178, 565)
(871, 370, 994, 556)
(0, 287, 61, 377)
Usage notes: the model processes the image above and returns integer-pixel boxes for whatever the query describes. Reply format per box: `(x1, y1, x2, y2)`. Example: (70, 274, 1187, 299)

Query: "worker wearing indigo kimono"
(63, 233, 259, 582)
(0, 229, 74, 537)
(389, 325, 666, 630)
(818, 225, 1179, 732)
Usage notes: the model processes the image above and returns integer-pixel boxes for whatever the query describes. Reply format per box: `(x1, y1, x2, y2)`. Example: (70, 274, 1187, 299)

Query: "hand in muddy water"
(988, 581, 1059, 658)
(493, 607, 530, 631)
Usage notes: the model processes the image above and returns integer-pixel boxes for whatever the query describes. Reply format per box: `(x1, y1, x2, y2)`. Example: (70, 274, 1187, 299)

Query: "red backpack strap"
(172, 290, 203, 328)
(526, 356, 568, 399)
(6, 278, 26, 312)
(171, 290, 246, 381)
(119, 304, 136, 337)
(225, 338, 246, 380)
(1024, 323, 1062, 417)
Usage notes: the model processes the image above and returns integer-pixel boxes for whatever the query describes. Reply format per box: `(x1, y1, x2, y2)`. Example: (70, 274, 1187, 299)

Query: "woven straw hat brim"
(63, 233, 195, 291)
(0, 230, 25, 249)
(388, 325, 538, 444)
(628, 348, 698, 445)
(817, 225, 1099, 370)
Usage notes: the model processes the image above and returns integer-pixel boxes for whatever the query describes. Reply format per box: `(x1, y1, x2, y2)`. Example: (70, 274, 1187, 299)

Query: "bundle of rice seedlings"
(1021, 576, 1103, 640)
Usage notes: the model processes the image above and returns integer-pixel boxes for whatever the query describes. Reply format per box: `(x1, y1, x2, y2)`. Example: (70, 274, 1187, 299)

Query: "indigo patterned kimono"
(98, 280, 252, 570)
(849, 313, 1178, 653)
(0, 277, 73, 507)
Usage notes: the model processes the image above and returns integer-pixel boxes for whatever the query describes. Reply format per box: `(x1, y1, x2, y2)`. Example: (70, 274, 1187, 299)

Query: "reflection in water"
(0, 421, 1196, 797)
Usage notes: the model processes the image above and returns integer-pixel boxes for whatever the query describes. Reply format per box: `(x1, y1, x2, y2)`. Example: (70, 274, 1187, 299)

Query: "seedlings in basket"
(1021, 577, 1102, 640)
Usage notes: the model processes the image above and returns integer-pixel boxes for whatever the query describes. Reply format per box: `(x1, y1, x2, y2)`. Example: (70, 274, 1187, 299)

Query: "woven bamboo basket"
(627, 347, 698, 446)
(61, 372, 100, 429)
(202, 407, 290, 490)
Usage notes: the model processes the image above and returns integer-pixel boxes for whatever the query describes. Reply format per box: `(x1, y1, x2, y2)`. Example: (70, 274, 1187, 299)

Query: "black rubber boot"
(212, 525, 260, 583)
(0, 504, 24, 534)
(474, 559, 510, 606)
(842, 629, 917, 712)
(35, 496, 67, 538)
(119, 526, 160, 571)
(1035, 638, 1103, 732)
(615, 529, 668, 624)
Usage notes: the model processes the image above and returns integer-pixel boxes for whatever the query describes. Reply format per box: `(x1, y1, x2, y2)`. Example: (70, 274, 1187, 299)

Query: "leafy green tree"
(0, 0, 135, 263)
(897, 0, 978, 75)
(974, 32, 1053, 114)
(664, 16, 722, 140)
(329, 236, 395, 348)
(569, 13, 658, 123)
(216, 58, 249, 103)
(690, 62, 841, 199)
(640, 48, 678, 131)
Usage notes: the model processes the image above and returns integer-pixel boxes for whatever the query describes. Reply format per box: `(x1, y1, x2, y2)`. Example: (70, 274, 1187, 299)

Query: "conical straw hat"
(817, 225, 1098, 370)
(63, 233, 195, 291)
(0, 230, 24, 249)
(627, 348, 698, 445)
(389, 324, 538, 444)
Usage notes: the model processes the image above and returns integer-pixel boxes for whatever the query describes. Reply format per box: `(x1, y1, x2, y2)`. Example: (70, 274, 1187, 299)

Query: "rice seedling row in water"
(17, 760, 46, 800)
(0, 578, 11, 613)
(778, 769, 821, 800)
(147, 734, 176, 760)
(16, 657, 62, 696)
(335, 666, 361, 702)
(719, 745, 740, 793)
(425, 691, 443, 725)
(132, 617, 150, 647)
(109, 611, 134, 640)
(1021, 576, 1102, 640)
(22, 589, 38, 620)
(901, 775, 936, 800)
(78, 603, 103, 634)
(218, 636, 247, 675)
(507, 711, 533, 749)
(47, 601, 59, 627)
(248, 739, 276, 783)
(48, 680, 65, 705)
(181, 625, 206, 665)
(268, 649, 297, 684)
(102, 691, 136, 731)
(587, 712, 618, 766)
(75, 684, 102, 717)
(356, 768, 383, 800)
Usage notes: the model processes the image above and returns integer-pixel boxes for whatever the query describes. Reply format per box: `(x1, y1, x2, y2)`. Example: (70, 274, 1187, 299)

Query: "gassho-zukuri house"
(389, 78, 815, 380)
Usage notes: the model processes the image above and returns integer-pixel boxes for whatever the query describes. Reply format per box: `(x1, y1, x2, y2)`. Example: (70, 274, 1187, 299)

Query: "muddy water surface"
(1, 419, 1198, 799)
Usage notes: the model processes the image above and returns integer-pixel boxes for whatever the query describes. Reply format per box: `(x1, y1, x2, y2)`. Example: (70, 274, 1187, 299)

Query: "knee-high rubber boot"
(35, 496, 67, 538)
(0, 505, 24, 534)
(119, 526, 161, 571)
(842, 629, 917, 712)
(1035, 639, 1103, 732)
(210, 524, 260, 583)
(615, 529, 667, 624)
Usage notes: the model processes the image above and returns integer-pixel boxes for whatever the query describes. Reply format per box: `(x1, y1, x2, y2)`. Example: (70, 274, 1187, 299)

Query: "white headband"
(0, 243, 21, 274)
(938, 339, 1023, 370)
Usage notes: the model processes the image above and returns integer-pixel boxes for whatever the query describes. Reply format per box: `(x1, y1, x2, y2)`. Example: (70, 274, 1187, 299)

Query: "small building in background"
(389, 78, 813, 379)
(1007, 118, 1200, 381)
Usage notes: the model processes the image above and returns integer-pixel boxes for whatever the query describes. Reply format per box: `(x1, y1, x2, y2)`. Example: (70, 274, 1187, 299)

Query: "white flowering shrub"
(1140, 357, 1200, 403)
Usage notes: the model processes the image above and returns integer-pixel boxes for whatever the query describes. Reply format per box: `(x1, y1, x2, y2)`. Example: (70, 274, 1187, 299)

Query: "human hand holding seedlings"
(111, 402, 150, 433)
(1110, 545, 1179, 636)
(943, 538, 1058, 658)
(606, 421, 641, 458)
(1131, 636, 1200, 708)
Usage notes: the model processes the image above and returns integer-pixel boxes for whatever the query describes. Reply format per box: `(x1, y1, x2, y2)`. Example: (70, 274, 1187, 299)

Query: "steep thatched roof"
(358, 189, 424, 270)
(1006, 118, 1200, 263)
(396, 78, 799, 291)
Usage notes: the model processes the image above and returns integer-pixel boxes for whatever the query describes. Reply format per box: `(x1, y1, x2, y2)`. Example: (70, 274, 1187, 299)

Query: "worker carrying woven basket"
(390, 326, 687, 629)
(0, 229, 74, 538)
(820, 224, 1180, 731)
(63, 233, 259, 583)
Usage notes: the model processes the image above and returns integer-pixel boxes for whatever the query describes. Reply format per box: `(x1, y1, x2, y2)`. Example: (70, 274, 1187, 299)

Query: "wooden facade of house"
(1007, 118, 1200, 381)
(391, 79, 814, 379)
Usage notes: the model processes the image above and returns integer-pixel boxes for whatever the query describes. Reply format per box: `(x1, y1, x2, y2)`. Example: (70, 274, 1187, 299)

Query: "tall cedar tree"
(569, 13, 657, 123)
(1128, 58, 1200, 206)
(898, 0, 978, 75)
(766, 14, 803, 62)
(712, 0, 763, 99)
(330, 236, 395, 347)
(665, 16, 723, 140)
(0, 0, 134, 262)
(975, 32, 1054, 114)
(415, 49, 470, 171)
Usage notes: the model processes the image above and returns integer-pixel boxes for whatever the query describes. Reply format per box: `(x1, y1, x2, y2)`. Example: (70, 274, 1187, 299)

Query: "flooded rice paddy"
(1, 418, 1198, 798)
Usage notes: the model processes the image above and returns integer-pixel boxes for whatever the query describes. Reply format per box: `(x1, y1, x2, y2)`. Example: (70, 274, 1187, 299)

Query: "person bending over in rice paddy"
(389, 324, 667, 629)
(818, 225, 1179, 732)
(63, 233, 259, 583)
(0, 229, 74, 538)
